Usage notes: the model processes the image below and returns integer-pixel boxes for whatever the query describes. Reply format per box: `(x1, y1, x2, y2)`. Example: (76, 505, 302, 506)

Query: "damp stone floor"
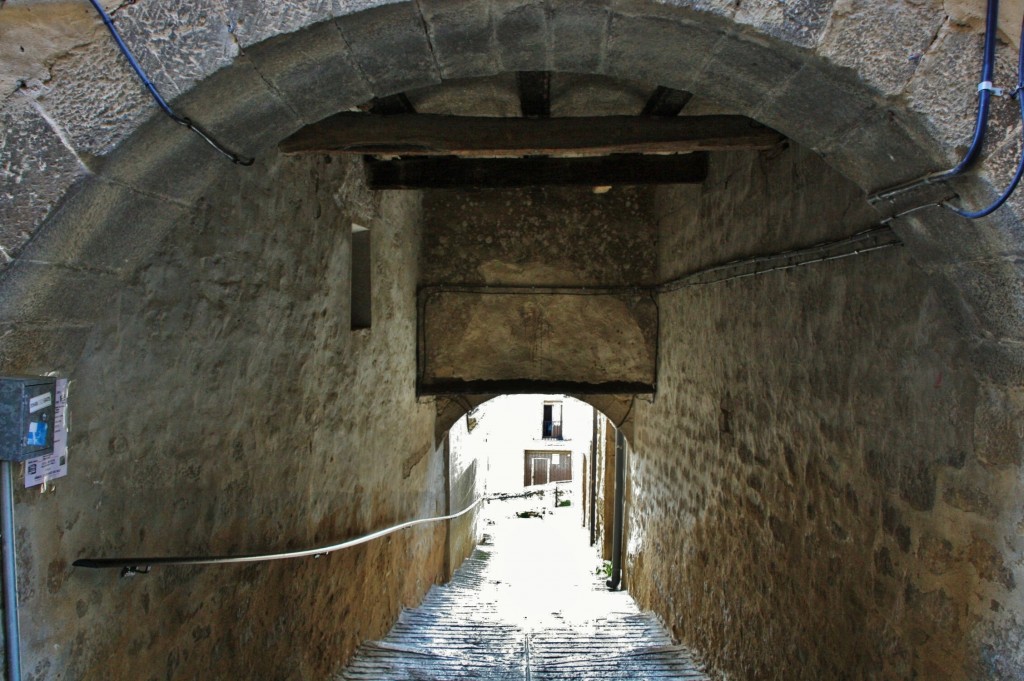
(336, 489, 710, 681)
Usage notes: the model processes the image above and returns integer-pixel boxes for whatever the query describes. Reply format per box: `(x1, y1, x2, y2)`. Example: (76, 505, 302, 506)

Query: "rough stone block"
(943, 482, 999, 520)
(973, 385, 1024, 468)
(820, 108, 946, 193)
(890, 203, 1023, 269)
(493, 1, 551, 72)
(16, 177, 190, 276)
(0, 261, 123, 327)
(407, 75, 521, 117)
(417, 0, 496, 79)
(756, 61, 881, 153)
(550, 73, 653, 117)
(550, 0, 612, 74)
(605, 12, 721, 92)
(224, 0, 342, 48)
(904, 27, 1016, 162)
(0, 323, 94, 376)
(169, 53, 306, 154)
(610, 0, 735, 21)
(918, 534, 955, 575)
(420, 292, 658, 388)
(247, 21, 373, 125)
(691, 32, 804, 116)
(968, 338, 1024, 386)
(334, 3, 441, 97)
(0, 2, 99, 96)
(31, 38, 153, 156)
(0, 102, 88, 260)
(99, 55, 304, 203)
(112, 0, 238, 100)
(967, 535, 1015, 590)
(819, 0, 947, 96)
(735, 0, 835, 48)
(944, 258, 1024, 342)
(93, 114, 226, 204)
(949, 134, 1024, 228)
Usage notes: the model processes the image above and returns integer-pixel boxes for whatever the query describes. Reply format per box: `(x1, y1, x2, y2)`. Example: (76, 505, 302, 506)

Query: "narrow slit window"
(351, 224, 371, 330)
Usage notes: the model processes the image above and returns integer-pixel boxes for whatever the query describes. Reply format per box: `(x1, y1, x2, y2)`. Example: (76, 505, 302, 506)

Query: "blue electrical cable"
(941, 0, 1001, 179)
(946, 11, 1024, 219)
(87, 0, 254, 166)
(867, 0, 1002, 206)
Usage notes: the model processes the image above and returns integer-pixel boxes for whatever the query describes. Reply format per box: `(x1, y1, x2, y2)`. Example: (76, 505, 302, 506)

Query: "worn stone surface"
(422, 292, 658, 388)
(333, 3, 440, 97)
(421, 187, 657, 287)
(629, 143, 1024, 680)
(819, 0, 947, 96)
(418, 186, 658, 391)
(407, 74, 522, 117)
(735, 0, 834, 48)
(7, 153, 461, 680)
(339, 497, 711, 680)
(0, 101, 86, 259)
(247, 21, 372, 125)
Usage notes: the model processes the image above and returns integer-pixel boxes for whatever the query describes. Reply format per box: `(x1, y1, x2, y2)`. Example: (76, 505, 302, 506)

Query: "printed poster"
(25, 378, 68, 488)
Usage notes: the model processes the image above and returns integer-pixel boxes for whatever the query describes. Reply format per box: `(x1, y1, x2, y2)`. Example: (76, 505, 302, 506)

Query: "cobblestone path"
(338, 495, 710, 681)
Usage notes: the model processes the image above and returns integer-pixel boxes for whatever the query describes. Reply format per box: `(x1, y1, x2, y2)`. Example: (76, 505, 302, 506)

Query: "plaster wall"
(7, 153, 458, 681)
(629, 144, 1024, 679)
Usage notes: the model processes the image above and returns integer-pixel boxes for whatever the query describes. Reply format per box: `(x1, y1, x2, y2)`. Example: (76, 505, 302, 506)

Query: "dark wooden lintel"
(418, 378, 655, 397)
(641, 86, 693, 117)
(366, 153, 709, 189)
(517, 71, 551, 118)
(279, 113, 784, 156)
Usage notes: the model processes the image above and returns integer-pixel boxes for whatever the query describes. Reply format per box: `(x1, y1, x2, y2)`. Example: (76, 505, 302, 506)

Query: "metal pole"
(1, 461, 21, 681)
(607, 429, 625, 591)
(589, 409, 598, 547)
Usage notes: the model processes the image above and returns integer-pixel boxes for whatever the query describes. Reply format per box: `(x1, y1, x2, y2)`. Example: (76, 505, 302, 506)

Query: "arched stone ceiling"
(2, 0, 1024, 386)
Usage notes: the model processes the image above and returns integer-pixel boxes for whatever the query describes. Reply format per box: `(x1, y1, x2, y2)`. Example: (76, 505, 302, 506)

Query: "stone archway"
(2, 2, 1024, 679)
(5, 1, 1022, 375)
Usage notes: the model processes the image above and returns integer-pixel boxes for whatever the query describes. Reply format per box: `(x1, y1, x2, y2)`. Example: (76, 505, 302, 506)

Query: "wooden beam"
(279, 113, 784, 156)
(418, 379, 655, 397)
(641, 86, 693, 117)
(365, 153, 709, 189)
(517, 71, 551, 118)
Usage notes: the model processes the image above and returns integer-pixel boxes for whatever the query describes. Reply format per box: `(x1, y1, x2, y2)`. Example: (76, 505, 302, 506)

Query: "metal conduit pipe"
(606, 429, 626, 591)
(1, 461, 21, 681)
(869, 0, 1000, 204)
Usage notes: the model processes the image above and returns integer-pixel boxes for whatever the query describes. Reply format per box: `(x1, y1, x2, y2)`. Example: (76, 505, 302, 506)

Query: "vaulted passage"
(3, 2, 1024, 680)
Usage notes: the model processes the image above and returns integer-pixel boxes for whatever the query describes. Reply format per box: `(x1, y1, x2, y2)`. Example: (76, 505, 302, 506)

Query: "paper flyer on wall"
(25, 378, 69, 488)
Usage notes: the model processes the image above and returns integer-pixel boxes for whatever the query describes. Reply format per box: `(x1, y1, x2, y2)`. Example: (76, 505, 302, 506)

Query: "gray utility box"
(0, 376, 57, 462)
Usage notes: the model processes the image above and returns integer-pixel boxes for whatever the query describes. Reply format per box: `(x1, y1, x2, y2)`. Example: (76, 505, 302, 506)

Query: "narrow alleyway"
(338, 491, 709, 680)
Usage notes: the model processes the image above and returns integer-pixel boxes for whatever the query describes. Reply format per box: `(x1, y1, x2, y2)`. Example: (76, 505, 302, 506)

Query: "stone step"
(336, 502, 710, 681)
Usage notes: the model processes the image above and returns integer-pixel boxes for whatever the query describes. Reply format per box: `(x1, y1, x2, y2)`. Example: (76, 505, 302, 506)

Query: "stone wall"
(6, 153, 461, 680)
(628, 144, 1024, 680)
(417, 187, 659, 391)
(445, 417, 483, 579)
